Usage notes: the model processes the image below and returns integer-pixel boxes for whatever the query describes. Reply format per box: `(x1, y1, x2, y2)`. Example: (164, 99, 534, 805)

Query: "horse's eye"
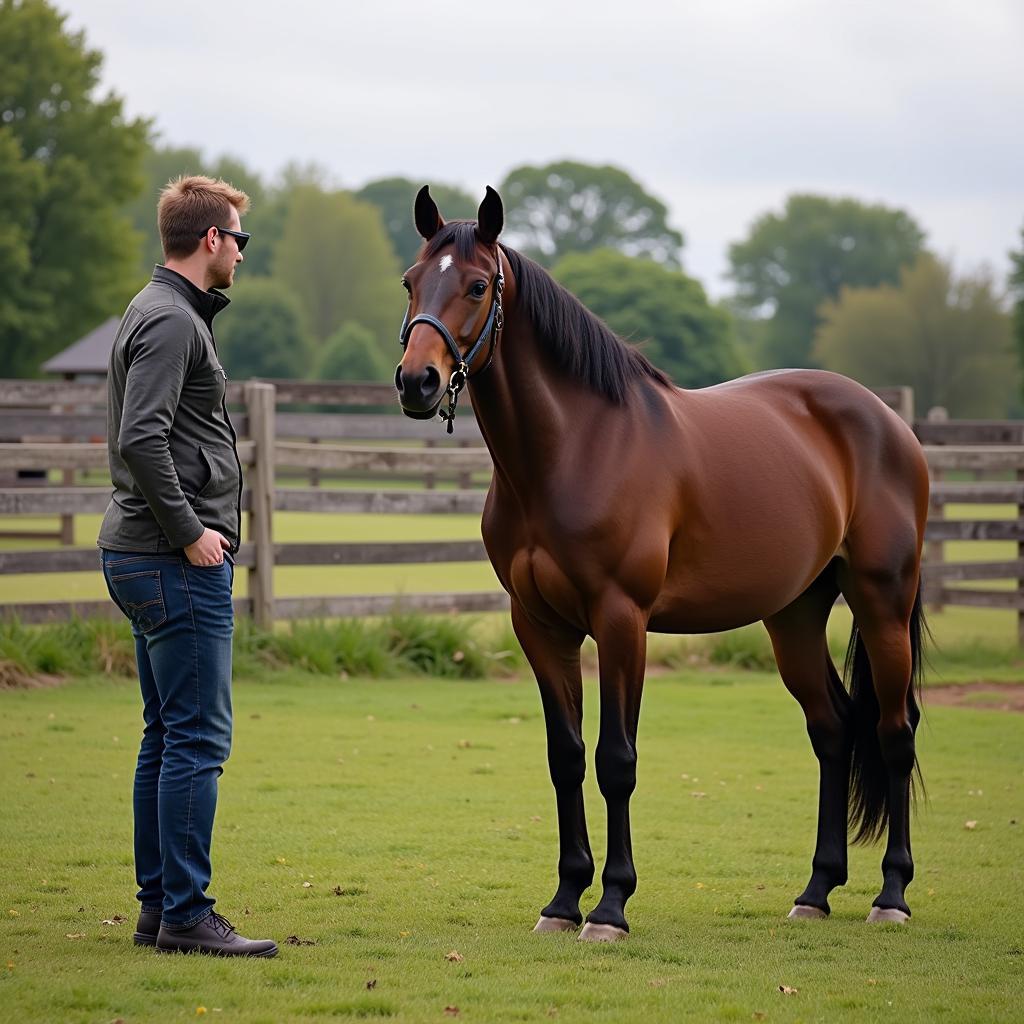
(401, 278, 410, 293)
(470, 281, 488, 298)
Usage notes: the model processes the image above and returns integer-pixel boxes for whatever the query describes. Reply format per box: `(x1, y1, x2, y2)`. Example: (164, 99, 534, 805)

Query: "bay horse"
(394, 186, 929, 942)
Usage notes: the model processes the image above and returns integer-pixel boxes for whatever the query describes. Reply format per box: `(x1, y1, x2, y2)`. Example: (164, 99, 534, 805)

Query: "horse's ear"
(414, 185, 444, 241)
(476, 186, 503, 245)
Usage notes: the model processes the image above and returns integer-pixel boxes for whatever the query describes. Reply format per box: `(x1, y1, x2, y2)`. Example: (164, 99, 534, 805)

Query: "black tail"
(846, 585, 926, 845)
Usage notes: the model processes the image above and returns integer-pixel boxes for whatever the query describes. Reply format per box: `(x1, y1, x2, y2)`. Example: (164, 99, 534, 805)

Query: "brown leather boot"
(156, 912, 278, 957)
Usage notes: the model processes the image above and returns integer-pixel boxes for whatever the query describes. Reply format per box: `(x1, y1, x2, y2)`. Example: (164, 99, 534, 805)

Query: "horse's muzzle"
(395, 363, 444, 419)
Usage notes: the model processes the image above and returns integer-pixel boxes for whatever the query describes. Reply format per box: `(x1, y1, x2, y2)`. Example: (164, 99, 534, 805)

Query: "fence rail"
(1, 379, 1022, 641)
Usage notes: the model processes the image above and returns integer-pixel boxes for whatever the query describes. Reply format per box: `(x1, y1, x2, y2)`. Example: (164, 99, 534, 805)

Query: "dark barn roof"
(41, 317, 119, 376)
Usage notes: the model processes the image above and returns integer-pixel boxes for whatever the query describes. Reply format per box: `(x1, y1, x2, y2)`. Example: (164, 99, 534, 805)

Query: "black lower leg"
(795, 712, 851, 914)
(874, 723, 915, 915)
(586, 741, 637, 931)
(542, 784, 594, 923)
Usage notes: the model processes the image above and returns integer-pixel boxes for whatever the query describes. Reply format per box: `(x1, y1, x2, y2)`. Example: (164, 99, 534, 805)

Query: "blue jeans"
(101, 550, 234, 929)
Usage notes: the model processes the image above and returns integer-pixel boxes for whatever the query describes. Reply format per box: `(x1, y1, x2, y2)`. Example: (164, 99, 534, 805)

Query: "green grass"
(1, 670, 1021, 1022)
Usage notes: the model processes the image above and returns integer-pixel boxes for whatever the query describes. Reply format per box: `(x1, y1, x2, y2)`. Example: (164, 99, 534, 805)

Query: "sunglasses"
(198, 226, 251, 252)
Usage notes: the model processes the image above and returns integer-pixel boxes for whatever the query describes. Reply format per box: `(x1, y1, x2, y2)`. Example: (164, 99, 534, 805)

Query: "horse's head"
(395, 186, 505, 424)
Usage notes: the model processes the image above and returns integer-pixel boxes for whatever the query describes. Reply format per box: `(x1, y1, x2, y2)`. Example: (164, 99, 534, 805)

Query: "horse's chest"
(505, 545, 589, 632)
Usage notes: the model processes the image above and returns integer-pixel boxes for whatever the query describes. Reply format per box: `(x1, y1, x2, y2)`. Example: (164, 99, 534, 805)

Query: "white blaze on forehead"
(439, 254, 454, 274)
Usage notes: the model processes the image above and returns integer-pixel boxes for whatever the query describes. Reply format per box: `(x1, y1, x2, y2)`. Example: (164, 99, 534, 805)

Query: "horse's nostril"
(394, 365, 404, 393)
(423, 365, 441, 394)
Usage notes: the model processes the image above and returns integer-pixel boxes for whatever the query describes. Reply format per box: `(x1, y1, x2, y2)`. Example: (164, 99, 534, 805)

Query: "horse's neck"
(468, 312, 584, 491)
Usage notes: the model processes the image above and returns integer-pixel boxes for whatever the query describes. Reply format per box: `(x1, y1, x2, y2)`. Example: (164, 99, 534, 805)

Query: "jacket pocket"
(107, 570, 167, 634)
(195, 445, 218, 501)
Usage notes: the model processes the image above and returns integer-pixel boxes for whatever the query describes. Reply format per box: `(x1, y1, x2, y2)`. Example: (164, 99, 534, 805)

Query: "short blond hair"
(158, 175, 251, 259)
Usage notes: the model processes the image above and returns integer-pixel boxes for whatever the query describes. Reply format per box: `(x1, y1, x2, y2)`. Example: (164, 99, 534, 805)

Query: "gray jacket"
(97, 266, 243, 554)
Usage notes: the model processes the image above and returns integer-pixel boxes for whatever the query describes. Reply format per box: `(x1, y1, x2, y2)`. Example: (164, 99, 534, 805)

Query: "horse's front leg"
(510, 602, 593, 932)
(581, 594, 647, 942)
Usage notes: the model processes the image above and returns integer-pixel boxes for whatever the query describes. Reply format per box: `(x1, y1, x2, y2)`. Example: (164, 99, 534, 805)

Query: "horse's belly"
(649, 516, 844, 633)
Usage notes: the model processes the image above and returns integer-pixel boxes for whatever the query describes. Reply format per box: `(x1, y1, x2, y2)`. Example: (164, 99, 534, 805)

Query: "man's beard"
(210, 257, 235, 290)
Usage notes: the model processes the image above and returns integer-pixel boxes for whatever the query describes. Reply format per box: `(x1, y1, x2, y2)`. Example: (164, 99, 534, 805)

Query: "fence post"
(1018, 466, 1024, 647)
(245, 382, 276, 628)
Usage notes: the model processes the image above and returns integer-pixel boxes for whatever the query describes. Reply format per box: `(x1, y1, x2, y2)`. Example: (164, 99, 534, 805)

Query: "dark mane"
(421, 221, 672, 403)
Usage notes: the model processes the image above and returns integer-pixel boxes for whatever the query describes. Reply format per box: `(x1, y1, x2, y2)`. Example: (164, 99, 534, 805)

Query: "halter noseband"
(398, 251, 505, 434)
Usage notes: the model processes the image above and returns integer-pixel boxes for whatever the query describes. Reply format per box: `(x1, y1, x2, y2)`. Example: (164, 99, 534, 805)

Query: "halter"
(398, 251, 505, 434)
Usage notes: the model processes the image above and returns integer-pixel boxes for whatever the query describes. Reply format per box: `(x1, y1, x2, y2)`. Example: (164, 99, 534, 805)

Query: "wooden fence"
(1, 379, 1022, 643)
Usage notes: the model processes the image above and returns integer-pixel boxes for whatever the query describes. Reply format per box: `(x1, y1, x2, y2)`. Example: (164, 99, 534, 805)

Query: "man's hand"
(184, 528, 230, 566)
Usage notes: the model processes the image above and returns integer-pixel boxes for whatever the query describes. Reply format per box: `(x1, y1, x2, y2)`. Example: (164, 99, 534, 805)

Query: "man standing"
(98, 175, 277, 958)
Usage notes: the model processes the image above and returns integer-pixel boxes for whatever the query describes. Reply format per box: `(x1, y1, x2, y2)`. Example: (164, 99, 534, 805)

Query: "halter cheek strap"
(398, 253, 505, 434)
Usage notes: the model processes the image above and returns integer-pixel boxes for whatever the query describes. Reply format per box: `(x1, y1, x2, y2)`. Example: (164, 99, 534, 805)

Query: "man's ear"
(476, 186, 503, 245)
(414, 185, 444, 240)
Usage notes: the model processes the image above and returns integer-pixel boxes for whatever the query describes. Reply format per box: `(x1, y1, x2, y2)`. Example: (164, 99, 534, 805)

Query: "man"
(98, 175, 277, 958)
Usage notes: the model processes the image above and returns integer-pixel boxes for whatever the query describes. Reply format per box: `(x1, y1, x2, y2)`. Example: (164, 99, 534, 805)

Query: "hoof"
(788, 904, 828, 920)
(533, 916, 578, 933)
(578, 922, 628, 943)
(867, 907, 909, 924)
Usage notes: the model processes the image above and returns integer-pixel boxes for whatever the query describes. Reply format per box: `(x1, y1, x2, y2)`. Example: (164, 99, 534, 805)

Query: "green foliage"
(500, 160, 683, 268)
(728, 194, 926, 369)
(215, 276, 314, 380)
(317, 321, 393, 382)
(356, 176, 477, 269)
(273, 186, 402, 347)
(1011, 221, 1024, 400)
(122, 144, 266, 274)
(814, 254, 1018, 417)
(0, 0, 149, 376)
(551, 249, 746, 387)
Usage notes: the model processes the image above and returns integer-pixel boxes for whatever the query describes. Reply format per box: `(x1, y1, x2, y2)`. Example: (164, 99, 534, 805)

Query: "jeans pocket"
(107, 570, 167, 634)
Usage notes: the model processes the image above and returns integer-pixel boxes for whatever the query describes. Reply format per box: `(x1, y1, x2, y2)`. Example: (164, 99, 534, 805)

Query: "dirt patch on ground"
(0, 661, 64, 691)
(926, 684, 1024, 712)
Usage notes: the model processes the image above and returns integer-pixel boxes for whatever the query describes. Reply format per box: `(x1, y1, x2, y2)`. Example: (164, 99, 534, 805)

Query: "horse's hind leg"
(763, 565, 852, 918)
(839, 554, 922, 924)
(511, 601, 595, 933)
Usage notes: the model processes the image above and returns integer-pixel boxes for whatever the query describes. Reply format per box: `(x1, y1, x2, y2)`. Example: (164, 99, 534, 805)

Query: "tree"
(551, 249, 746, 389)
(356, 177, 476, 269)
(814, 254, 1017, 418)
(0, 0, 149, 376)
(499, 161, 684, 269)
(215, 277, 313, 380)
(272, 186, 401, 348)
(317, 321, 393, 382)
(1011, 222, 1024, 399)
(728, 194, 926, 369)
(123, 144, 266, 275)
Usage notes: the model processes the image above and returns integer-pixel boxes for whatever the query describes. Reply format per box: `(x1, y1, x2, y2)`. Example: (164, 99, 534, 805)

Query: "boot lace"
(207, 912, 236, 938)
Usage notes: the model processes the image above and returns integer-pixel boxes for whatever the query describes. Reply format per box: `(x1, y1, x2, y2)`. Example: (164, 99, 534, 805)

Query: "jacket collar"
(152, 265, 230, 325)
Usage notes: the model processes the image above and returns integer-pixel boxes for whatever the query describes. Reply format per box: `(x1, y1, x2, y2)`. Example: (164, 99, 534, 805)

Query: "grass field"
(1, 669, 1021, 1022)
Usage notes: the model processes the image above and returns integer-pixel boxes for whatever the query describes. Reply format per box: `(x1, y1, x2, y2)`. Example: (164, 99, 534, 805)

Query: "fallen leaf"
(445, 950, 464, 962)
(753, 1013, 767, 1021)
(302, 882, 313, 888)
(867, 978, 877, 986)
(691, 791, 706, 799)
(779, 985, 798, 995)
(399, 930, 411, 938)
(964, 820, 978, 830)
(101, 918, 124, 926)
(285, 935, 316, 946)
(196, 1009, 207, 1017)
(366, 979, 377, 990)
(66, 933, 85, 939)
(8, 910, 18, 917)
(366, 715, 375, 721)
(457, 740, 471, 749)
(444, 1007, 460, 1018)
(649, 978, 667, 988)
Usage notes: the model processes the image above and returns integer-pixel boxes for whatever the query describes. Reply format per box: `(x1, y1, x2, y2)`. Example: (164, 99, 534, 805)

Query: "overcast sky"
(62, 0, 1023, 297)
